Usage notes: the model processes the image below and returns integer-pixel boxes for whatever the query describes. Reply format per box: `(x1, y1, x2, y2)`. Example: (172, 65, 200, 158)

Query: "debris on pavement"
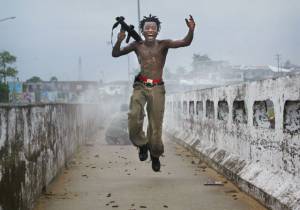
(204, 178, 224, 186)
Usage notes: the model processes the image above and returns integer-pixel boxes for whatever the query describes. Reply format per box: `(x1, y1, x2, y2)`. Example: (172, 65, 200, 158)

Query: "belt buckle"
(145, 79, 154, 87)
(146, 79, 153, 84)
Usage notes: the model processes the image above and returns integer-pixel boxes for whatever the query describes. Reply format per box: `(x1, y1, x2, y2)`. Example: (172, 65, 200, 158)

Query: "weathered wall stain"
(206, 100, 214, 119)
(284, 100, 300, 134)
(165, 74, 300, 210)
(253, 100, 275, 129)
(217, 100, 229, 121)
(196, 101, 203, 119)
(233, 100, 247, 124)
(0, 104, 103, 210)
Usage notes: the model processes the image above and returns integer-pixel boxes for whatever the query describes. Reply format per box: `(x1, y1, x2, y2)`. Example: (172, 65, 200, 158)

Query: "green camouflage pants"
(128, 83, 165, 158)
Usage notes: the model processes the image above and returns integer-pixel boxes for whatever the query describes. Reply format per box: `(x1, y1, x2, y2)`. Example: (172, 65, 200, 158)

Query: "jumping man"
(112, 14, 195, 172)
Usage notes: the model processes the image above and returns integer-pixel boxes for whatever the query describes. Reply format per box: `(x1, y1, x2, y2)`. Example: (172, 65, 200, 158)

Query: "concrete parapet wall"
(165, 74, 300, 210)
(0, 103, 103, 210)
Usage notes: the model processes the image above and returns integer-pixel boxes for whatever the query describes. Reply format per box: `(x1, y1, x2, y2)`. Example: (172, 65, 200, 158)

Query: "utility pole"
(275, 54, 281, 73)
(78, 56, 82, 81)
(137, 0, 141, 35)
(124, 0, 141, 97)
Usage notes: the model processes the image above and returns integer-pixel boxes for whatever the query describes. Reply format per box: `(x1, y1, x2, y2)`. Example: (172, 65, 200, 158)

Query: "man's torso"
(134, 40, 168, 80)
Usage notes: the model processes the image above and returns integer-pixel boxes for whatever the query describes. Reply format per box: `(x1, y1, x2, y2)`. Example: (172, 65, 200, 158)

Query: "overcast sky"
(1, 0, 299, 82)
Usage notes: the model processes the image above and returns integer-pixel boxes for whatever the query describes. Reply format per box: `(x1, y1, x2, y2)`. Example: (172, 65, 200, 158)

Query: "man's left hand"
(185, 15, 195, 31)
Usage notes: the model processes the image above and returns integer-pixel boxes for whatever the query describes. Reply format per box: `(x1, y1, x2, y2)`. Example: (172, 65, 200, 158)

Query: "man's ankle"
(138, 144, 148, 161)
(151, 154, 160, 172)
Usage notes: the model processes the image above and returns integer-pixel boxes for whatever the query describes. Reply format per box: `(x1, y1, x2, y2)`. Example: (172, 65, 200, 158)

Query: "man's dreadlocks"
(139, 14, 161, 32)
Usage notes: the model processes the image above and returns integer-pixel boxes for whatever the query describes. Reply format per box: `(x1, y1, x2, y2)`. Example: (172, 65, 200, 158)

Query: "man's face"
(142, 22, 158, 42)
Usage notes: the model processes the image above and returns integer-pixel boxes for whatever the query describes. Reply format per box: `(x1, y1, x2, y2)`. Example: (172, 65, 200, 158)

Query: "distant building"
(24, 81, 101, 103)
(165, 58, 297, 92)
(98, 80, 129, 96)
(233, 65, 292, 82)
(183, 57, 243, 88)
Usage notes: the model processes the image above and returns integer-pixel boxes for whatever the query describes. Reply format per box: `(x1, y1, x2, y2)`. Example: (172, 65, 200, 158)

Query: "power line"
(0, 16, 16, 23)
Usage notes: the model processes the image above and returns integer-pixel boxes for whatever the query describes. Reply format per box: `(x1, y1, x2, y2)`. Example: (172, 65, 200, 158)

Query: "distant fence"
(165, 74, 300, 210)
(0, 103, 104, 210)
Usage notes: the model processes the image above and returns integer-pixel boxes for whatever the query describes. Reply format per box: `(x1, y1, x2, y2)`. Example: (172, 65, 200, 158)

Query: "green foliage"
(0, 82, 8, 102)
(0, 51, 18, 83)
(26, 76, 43, 83)
(0, 51, 17, 102)
(6, 67, 18, 78)
(0, 51, 16, 65)
(50, 76, 58, 82)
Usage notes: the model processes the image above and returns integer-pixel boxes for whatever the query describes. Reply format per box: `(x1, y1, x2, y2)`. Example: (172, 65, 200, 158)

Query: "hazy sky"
(1, 0, 299, 82)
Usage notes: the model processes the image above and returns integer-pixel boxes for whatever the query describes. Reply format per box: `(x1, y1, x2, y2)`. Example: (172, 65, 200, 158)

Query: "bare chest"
(136, 43, 166, 60)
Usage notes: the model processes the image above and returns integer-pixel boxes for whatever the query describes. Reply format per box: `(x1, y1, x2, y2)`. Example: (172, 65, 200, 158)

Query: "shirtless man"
(112, 14, 195, 172)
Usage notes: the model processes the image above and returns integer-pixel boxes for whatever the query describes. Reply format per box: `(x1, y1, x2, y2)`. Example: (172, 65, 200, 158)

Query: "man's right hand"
(117, 30, 126, 42)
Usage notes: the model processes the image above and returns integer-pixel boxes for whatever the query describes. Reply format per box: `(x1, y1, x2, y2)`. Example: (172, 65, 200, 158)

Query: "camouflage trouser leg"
(128, 85, 148, 146)
(128, 84, 165, 157)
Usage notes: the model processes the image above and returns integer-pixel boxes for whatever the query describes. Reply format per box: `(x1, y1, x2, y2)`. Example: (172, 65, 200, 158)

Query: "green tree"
(50, 76, 58, 82)
(0, 51, 18, 83)
(0, 82, 8, 102)
(26, 76, 43, 83)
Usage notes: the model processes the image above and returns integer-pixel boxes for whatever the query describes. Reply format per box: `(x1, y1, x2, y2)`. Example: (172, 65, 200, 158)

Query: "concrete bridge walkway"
(34, 128, 266, 210)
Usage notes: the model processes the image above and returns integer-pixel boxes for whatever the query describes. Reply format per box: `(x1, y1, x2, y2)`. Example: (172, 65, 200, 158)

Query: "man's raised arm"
(164, 15, 195, 49)
(112, 31, 136, 57)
